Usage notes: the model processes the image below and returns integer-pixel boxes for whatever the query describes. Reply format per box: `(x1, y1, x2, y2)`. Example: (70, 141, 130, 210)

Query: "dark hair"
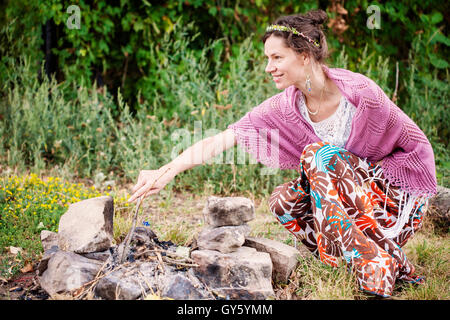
(262, 9, 329, 64)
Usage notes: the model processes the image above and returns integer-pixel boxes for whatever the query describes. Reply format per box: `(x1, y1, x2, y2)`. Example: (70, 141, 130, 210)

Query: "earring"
(305, 74, 312, 94)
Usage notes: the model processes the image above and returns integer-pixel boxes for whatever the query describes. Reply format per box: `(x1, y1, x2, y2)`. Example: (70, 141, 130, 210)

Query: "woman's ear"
(302, 52, 311, 66)
(297, 52, 310, 66)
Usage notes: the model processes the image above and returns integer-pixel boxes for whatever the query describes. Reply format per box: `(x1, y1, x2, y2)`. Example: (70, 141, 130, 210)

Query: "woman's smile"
(272, 74, 283, 82)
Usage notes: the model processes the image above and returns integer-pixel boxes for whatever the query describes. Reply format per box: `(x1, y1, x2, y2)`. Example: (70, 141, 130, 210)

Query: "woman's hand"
(128, 167, 175, 203)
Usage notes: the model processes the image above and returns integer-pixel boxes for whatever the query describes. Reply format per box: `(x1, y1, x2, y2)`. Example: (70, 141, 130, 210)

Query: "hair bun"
(305, 9, 327, 26)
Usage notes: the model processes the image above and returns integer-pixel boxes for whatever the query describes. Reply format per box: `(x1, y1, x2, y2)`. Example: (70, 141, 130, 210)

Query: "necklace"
(306, 80, 326, 116)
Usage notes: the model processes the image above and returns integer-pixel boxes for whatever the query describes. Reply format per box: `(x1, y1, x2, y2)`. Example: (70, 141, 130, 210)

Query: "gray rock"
(203, 196, 255, 227)
(191, 246, 274, 300)
(131, 227, 157, 245)
(197, 224, 250, 253)
(160, 271, 213, 300)
(95, 262, 164, 300)
(429, 185, 450, 218)
(40, 230, 58, 251)
(38, 250, 103, 297)
(95, 261, 212, 300)
(36, 245, 59, 276)
(245, 237, 306, 283)
(58, 196, 114, 253)
(80, 249, 112, 262)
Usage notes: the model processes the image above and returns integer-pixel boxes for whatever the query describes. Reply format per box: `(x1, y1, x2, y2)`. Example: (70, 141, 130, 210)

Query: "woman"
(128, 10, 437, 298)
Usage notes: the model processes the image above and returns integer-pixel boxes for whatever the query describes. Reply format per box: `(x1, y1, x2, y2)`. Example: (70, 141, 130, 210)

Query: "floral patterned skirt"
(269, 142, 428, 297)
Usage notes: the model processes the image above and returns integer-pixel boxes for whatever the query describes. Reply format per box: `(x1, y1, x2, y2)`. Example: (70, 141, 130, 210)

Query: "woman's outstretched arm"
(128, 128, 237, 202)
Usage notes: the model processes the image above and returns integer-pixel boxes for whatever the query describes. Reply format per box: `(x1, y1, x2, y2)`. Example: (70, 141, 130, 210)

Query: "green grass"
(117, 190, 449, 300)
(120, 190, 450, 300)
(0, 172, 448, 300)
(397, 224, 450, 300)
(0, 173, 105, 277)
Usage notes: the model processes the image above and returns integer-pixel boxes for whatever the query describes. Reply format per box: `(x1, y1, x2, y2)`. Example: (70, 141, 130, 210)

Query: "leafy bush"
(3, 1, 446, 113)
(0, 1, 448, 191)
(1, 15, 448, 196)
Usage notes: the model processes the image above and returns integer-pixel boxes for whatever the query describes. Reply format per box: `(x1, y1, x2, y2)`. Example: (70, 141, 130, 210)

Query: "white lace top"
(298, 93, 357, 148)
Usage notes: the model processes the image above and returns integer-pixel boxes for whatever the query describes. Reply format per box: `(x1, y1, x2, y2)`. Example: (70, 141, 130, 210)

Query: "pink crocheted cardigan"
(228, 65, 437, 197)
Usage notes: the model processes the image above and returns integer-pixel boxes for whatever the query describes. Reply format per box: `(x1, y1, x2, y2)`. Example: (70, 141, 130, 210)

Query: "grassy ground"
(0, 172, 448, 300)
(137, 189, 449, 300)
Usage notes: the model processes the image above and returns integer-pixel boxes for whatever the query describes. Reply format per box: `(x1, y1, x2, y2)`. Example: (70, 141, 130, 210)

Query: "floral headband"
(266, 24, 320, 47)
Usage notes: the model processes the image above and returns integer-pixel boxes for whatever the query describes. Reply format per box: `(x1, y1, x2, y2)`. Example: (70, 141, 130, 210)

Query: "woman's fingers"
(131, 171, 151, 195)
(131, 181, 142, 194)
(129, 186, 148, 202)
(128, 192, 139, 203)
(128, 168, 173, 202)
(129, 180, 160, 202)
(132, 172, 146, 193)
(141, 188, 160, 199)
(129, 184, 146, 202)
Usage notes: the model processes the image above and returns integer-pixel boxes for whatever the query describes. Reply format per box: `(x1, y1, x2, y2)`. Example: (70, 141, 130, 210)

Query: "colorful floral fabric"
(269, 142, 427, 297)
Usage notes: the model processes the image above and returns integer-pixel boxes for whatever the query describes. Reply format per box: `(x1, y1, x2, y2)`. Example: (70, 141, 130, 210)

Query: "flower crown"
(266, 24, 320, 47)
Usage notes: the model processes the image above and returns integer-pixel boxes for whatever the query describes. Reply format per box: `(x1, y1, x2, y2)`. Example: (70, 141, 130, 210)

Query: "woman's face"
(264, 34, 308, 90)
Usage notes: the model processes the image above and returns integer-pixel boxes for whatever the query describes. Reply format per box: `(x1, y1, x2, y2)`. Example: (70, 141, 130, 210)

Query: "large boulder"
(197, 224, 250, 254)
(191, 246, 274, 300)
(38, 250, 103, 297)
(203, 196, 255, 227)
(58, 196, 114, 253)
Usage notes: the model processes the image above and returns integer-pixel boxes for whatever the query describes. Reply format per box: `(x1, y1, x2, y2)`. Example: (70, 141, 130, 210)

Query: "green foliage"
(403, 36, 449, 185)
(335, 1, 449, 73)
(10, 0, 448, 112)
(0, 1, 448, 191)
(0, 20, 289, 196)
(2, 0, 315, 112)
(1, 55, 119, 177)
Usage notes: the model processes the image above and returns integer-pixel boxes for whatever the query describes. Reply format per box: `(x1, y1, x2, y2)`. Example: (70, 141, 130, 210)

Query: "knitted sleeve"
(227, 89, 316, 170)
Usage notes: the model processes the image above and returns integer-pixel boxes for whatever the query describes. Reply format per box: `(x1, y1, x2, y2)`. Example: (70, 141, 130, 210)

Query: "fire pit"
(35, 196, 304, 300)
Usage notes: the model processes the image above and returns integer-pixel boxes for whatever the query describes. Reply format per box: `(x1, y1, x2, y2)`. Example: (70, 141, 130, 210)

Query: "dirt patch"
(0, 270, 49, 300)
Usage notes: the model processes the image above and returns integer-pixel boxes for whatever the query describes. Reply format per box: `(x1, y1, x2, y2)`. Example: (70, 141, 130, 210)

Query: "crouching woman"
(129, 10, 437, 298)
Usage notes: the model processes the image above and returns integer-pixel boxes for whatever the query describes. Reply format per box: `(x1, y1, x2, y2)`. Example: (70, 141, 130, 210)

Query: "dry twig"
(118, 167, 171, 264)
(72, 262, 128, 300)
